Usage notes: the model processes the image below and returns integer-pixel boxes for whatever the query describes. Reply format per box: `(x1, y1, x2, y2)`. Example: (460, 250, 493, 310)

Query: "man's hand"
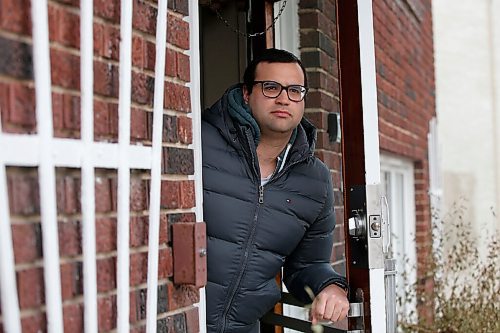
(310, 284, 349, 325)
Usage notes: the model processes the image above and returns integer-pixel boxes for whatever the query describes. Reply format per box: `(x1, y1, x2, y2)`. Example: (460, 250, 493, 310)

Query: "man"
(202, 48, 349, 333)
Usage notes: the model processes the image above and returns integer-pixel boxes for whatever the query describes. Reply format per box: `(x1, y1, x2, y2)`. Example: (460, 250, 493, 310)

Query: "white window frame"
(380, 153, 417, 324)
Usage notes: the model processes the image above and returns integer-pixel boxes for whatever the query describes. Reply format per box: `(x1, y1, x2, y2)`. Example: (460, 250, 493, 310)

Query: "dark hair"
(242, 48, 308, 94)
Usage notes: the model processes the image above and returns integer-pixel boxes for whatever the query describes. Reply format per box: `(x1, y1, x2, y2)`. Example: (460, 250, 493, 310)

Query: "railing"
(261, 293, 364, 333)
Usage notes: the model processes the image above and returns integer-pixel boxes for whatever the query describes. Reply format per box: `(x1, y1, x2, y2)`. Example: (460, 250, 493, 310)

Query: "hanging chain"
(209, 0, 287, 38)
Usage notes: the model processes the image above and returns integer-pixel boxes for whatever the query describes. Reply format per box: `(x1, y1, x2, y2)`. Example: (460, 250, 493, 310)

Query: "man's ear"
(242, 85, 250, 104)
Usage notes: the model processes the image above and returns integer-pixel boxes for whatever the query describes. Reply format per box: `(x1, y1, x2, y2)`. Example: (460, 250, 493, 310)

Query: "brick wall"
(297, 0, 435, 283)
(0, 0, 200, 332)
(298, 0, 346, 275)
(372, 0, 435, 301)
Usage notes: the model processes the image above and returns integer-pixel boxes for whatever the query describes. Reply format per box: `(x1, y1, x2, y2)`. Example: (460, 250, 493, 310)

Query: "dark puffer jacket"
(202, 85, 347, 333)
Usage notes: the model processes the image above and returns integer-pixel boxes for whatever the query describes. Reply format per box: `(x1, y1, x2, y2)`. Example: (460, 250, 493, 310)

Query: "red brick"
(63, 303, 83, 333)
(93, 22, 104, 54)
(163, 147, 194, 175)
(132, 0, 157, 34)
(160, 213, 169, 243)
(50, 49, 80, 90)
(94, 100, 109, 137)
(95, 176, 113, 213)
(48, 3, 59, 42)
(185, 306, 200, 333)
(130, 252, 148, 286)
(62, 94, 81, 136)
(58, 6, 80, 49)
(96, 217, 117, 252)
(52, 0, 79, 6)
(177, 116, 192, 144)
(56, 174, 81, 215)
(130, 215, 148, 247)
(131, 108, 152, 143)
(165, 47, 177, 77)
(58, 220, 82, 257)
(130, 176, 149, 211)
(8, 169, 40, 215)
(158, 247, 173, 279)
(98, 295, 117, 331)
(144, 41, 158, 72)
(102, 24, 120, 60)
(93, 61, 119, 98)
(0, 82, 9, 129)
(21, 312, 47, 333)
(179, 180, 195, 209)
(131, 326, 147, 333)
(52, 92, 65, 136)
(131, 72, 154, 105)
(94, 0, 120, 22)
(0, 37, 33, 81)
(164, 82, 191, 112)
(305, 110, 327, 130)
(160, 180, 180, 209)
(94, 100, 119, 142)
(168, 0, 189, 15)
(163, 114, 179, 143)
(132, 288, 148, 321)
(60, 262, 83, 300)
(17, 267, 45, 309)
(167, 14, 189, 50)
(176, 51, 190, 82)
(0, 0, 31, 35)
(7, 83, 36, 131)
(96, 257, 116, 292)
(132, 35, 144, 68)
(11, 223, 42, 263)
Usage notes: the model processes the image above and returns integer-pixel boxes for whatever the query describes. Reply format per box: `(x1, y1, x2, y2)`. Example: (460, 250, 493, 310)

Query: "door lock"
(369, 215, 381, 238)
(348, 211, 366, 238)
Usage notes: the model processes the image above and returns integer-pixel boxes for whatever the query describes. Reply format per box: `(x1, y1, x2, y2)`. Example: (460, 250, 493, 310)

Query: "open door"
(198, 0, 395, 332)
(198, 0, 276, 109)
(337, 0, 395, 332)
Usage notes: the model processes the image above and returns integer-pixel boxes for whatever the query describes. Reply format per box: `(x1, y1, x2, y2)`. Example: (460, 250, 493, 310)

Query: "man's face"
(243, 62, 305, 137)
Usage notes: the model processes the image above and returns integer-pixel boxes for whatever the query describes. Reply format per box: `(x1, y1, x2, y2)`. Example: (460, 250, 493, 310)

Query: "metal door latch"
(348, 211, 366, 238)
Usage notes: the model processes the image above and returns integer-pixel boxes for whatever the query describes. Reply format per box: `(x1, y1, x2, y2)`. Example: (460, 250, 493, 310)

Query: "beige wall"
(433, 0, 500, 252)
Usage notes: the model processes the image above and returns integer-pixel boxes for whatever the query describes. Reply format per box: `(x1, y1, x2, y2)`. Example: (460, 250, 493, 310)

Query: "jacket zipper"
(218, 187, 263, 333)
(217, 130, 309, 332)
(218, 130, 263, 333)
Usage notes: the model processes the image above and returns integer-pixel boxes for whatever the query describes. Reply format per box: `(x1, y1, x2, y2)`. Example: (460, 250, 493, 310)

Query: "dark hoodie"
(202, 85, 347, 333)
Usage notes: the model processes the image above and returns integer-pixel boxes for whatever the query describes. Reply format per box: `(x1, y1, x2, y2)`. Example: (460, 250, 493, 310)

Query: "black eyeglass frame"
(252, 80, 309, 102)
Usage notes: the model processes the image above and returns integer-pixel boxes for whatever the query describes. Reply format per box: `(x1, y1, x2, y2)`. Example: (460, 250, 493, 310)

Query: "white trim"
(490, 0, 500, 219)
(145, 0, 168, 331)
(188, 0, 206, 330)
(380, 154, 417, 323)
(357, 0, 381, 185)
(117, 0, 133, 331)
(369, 268, 387, 333)
(31, 1, 65, 332)
(0, 125, 22, 332)
(80, 0, 98, 331)
(0, 135, 153, 169)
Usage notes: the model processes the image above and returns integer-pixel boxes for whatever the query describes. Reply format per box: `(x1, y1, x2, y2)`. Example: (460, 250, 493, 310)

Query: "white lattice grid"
(0, 0, 205, 332)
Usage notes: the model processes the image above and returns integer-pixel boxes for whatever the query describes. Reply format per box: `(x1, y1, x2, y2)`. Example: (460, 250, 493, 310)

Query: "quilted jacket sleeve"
(282, 176, 348, 304)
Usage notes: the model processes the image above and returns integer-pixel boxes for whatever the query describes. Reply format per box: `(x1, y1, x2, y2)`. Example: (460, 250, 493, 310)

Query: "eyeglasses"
(252, 80, 308, 102)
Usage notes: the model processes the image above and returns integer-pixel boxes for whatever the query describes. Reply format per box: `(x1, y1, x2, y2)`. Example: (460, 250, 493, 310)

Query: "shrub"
(399, 202, 500, 332)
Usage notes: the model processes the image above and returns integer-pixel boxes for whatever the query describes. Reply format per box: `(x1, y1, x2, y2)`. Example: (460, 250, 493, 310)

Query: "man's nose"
(275, 88, 290, 104)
